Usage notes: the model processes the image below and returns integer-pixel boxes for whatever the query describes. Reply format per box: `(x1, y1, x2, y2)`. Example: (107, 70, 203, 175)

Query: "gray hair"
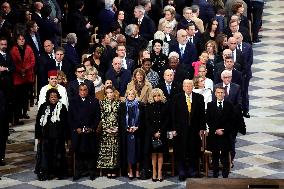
(154, 31, 165, 40)
(105, 0, 115, 9)
(191, 5, 199, 13)
(168, 51, 179, 59)
(221, 70, 232, 78)
(183, 7, 192, 15)
(125, 24, 136, 36)
(66, 33, 77, 44)
(135, 5, 146, 14)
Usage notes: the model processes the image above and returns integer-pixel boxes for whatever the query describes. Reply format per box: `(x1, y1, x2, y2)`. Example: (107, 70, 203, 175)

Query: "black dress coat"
(0, 52, 15, 98)
(35, 102, 69, 140)
(119, 102, 145, 175)
(172, 92, 206, 161)
(37, 53, 57, 90)
(69, 96, 101, 154)
(206, 100, 235, 151)
(67, 79, 95, 101)
(145, 102, 169, 154)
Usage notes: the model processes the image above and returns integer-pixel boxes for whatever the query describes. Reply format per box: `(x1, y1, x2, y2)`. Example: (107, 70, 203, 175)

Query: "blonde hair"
(148, 88, 167, 103)
(125, 88, 138, 98)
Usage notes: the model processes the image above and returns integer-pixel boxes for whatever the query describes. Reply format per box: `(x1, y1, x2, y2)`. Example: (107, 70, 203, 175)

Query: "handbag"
(152, 138, 163, 150)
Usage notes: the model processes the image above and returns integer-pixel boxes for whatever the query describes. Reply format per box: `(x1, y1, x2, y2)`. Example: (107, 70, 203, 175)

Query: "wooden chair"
(201, 131, 212, 177)
(163, 139, 175, 176)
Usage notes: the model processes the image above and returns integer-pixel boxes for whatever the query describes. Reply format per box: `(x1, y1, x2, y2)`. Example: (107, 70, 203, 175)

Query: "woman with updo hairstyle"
(126, 68, 152, 104)
(158, 5, 177, 36)
(150, 39, 168, 78)
(192, 75, 212, 110)
(35, 88, 68, 180)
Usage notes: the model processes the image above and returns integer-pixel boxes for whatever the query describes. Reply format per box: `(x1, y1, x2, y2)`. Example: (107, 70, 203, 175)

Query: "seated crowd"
(0, 0, 263, 182)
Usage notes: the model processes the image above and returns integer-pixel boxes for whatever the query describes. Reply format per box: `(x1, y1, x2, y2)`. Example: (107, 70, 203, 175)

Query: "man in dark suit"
(67, 64, 95, 101)
(37, 40, 57, 97)
(25, 21, 43, 58)
(105, 57, 131, 96)
(1, 2, 17, 28)
(214, 70, 242, 106)
(172, 79, 206, 180)
(206, 86, 235, 178)
(116, 44, 135, 73)
(39, 5, 61, 47)
(177, 7, 196, 30)
(234, 32, 253, 118)
(0, 11, 12, 43)
(0, 37, 15, 125)
(227, 37, 245, 73)
(157, 69, 182, 101)
(54, 47, 75, 82)
(167, 51, 193, 84)
(192, 0, 215, 27)
(68, 0, 93, 56)
(169, 29, 198, 76)
(214, 56, 243, 87)
(224, 19, 252, 44)
(133, 5, 155, 41)
(69, 83, 100, 181)
(64, 33, 80, 66)
(214, 70, 245, 166)
(97, 1, 116, 34)
(186, 22, 203, 56)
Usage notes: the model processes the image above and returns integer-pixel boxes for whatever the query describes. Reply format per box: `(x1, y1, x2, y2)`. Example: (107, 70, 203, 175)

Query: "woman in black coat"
(119, 88, 145, 179)
(145, 88, 169, 182)
(35, 88, 68, 180)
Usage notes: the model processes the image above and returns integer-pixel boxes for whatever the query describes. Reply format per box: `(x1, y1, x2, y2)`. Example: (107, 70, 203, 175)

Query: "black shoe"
(128, 175, 134, 180)
(152, 178, 157, 182)
(231, 162, 234, 168)
(243, 112, 250, 118)
(253, 39, 261, 44)
(22, 114, 30, 119)
(158, 178, 163, 182)
(178, 175, 186, 181)
(90, 175, 96, 180)
(73, 175, 81, 181)
(0, 159, 6, 166)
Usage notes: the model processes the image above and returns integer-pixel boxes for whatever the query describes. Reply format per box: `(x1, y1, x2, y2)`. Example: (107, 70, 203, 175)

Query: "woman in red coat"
(10, 34, 35, 125)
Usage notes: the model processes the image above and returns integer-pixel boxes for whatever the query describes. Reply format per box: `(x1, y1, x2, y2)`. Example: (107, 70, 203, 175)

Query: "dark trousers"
(212, 150, 230, 178)
(242, 76, 251, 113)
(75, 153, 96, 177)
(230, 133, 237, 162)
(0, 136, 8, 160)
(178, 156, 199, 177)
(252, 1, 264, 41)
(14, 84, 29, 121)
